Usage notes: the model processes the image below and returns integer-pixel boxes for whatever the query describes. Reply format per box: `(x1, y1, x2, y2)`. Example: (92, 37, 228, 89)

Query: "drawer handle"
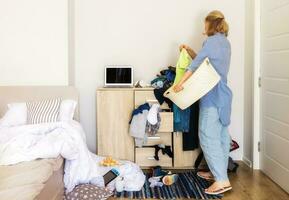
(147, 156, 156, 160)
(146, 99, 158, 104)
(148, 136, 161, 140)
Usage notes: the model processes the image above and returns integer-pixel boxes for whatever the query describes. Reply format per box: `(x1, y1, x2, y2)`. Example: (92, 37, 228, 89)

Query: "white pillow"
(58, 99, 77, 121)
(0, 103, 27, 127)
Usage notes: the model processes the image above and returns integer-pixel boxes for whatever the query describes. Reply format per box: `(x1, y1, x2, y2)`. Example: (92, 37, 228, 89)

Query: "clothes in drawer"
(145, 133, 172, 146)
(134, 90, 169, 109)
(135, 147, 172, 167)
(159, 112, 173, 132)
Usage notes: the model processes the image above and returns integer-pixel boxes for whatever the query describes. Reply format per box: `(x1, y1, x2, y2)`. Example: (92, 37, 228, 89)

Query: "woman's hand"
(179, 44, 191, 52)
(179, 44, 196, 59)
(173, 84, 184, 93)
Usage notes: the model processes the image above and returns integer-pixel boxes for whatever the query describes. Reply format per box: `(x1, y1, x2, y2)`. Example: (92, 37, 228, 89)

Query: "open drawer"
(145, 132, 172, 146)
(159, 112, 173, 132)
(135, 147, 172, 167)
(134, 90, 170, 109)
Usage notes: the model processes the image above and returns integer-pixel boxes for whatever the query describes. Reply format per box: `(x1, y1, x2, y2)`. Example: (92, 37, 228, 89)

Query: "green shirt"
(173, 49, 192, 85)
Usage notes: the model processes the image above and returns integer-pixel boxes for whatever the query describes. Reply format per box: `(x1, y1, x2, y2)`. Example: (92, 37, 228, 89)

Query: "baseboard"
(242, 156, 253, 168)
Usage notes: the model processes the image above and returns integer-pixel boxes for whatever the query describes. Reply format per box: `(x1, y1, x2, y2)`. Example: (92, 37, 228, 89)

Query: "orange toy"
(100, 156, 119, 167)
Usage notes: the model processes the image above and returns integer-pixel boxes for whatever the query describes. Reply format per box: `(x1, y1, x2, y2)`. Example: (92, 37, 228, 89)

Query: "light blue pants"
(199, 107, 231, 181)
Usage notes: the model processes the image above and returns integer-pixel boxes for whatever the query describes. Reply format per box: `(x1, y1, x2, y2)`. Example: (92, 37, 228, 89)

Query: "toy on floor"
(100, 156, 119, 167)
(162, 174, 179, 186)
(149, 166, 179, 187)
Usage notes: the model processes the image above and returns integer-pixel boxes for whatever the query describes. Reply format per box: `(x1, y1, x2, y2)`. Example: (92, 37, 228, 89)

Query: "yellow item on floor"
(164, 58, 220, 110)
(100, 156, 119, 167)
(174, 49, 192, 85)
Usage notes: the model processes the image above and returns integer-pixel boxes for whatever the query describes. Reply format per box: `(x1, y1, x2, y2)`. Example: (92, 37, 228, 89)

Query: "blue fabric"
(199, 107, 231, 181)
(129, 103, 150, 123)
(165, 70, 176, 82)
(187, 33, 232, 126)
(173, 104, 190, 132)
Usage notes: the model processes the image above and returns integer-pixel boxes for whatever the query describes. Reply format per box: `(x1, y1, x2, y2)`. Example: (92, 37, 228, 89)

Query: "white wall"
(74, 0, 245, 160)
(0, 0, 69, 85)
(243, 0, 255, 167)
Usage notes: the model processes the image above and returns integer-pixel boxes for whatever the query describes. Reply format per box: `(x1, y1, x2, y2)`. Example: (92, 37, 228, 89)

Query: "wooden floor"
(222, 162, 289, 200)
(109, 162, 289, 200)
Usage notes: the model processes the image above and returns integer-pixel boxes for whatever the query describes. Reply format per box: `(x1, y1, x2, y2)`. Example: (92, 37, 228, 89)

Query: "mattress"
(0, 157, 64, 200)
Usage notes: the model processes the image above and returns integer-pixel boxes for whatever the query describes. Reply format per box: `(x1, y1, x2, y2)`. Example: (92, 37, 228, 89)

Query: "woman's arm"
(174, 39, 211, 93)
(173, 71, 193, 92)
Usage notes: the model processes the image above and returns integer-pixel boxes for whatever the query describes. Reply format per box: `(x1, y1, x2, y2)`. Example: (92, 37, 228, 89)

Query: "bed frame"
(0, 86, 79, 200)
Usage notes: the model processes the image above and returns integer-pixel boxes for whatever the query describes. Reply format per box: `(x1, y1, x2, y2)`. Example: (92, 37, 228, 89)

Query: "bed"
(0, 86, 79, 200)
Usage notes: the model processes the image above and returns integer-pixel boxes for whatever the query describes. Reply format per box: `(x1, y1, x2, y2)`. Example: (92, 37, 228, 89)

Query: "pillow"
(58, 99, 77, 121)
(26, 98, 61, 124)
(0, 103, 27, 127)
(65, 184, 113, 200)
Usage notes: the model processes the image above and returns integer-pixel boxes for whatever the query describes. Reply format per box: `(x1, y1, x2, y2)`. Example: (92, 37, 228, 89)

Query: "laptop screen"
(106, 68, 132, 84)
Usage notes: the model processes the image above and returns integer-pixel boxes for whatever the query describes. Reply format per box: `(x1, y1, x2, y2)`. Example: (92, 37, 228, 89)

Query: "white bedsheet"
(0, 121, 145, 193)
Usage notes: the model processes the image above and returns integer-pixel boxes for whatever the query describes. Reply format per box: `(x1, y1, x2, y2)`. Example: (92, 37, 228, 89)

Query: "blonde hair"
(205, 10, 229, 37)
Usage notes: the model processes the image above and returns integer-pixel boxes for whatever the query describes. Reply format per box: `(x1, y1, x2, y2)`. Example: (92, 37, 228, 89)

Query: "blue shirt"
(187, 33, 233, 126)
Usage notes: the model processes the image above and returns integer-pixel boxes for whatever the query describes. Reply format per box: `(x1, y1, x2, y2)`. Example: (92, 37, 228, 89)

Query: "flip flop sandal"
(197, 172, 215, 181)
(205, 186, 232, 195)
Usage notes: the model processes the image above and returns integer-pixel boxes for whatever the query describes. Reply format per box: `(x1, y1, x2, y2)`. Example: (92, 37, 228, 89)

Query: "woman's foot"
(205, 181, 232, 195)
(197, 171, 215, 181)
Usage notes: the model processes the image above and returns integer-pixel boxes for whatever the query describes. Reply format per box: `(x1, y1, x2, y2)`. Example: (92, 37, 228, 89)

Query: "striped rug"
(114, 171, 222, 199)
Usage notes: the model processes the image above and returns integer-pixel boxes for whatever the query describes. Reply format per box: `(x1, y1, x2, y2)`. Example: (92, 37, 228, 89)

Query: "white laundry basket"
(164, 58, 221, 110)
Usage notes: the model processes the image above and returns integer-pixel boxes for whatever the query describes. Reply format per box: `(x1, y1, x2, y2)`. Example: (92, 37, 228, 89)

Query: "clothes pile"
(129, 103, 161, 147)
(152, 67, 176, 109)
(152, 49, 199, 151)
(148, 166, 179, 188)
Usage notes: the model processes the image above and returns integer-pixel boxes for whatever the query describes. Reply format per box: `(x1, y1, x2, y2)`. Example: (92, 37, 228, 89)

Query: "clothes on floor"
(199, 106, 230, 182)
(148, 177, 164, 187)
(174, 49, 192, 85)
(186, 33, 232, 126)
(149, 169, 178, 187)
(182, 101, 199, 151)
(228, 157, 239, 172)
(151, 166, 170, 177)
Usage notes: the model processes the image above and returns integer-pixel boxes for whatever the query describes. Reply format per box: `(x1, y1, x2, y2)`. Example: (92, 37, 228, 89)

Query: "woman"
(174, 10, 233, 195)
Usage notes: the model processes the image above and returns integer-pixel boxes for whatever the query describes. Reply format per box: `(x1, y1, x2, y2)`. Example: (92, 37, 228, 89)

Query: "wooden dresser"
(96, 87, 199, 168)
